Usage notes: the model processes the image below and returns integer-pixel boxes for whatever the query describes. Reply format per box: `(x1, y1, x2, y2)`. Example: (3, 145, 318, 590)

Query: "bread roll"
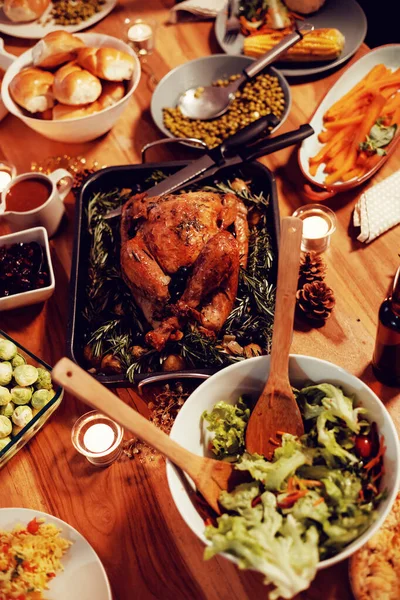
(9, 67, 54, 113)
(3, 0, 49, 22)
(32, 31, 85, 69)
(77, 47, 135, 81)
(52, 102, 100, 121)
(52, 82, 125, 120)
(53, 62, 102, 105)
(97, 81, 125, 109)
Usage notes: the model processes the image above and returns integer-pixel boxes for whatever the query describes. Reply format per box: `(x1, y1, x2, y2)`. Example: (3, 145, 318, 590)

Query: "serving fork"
(223, 0, 241, 44)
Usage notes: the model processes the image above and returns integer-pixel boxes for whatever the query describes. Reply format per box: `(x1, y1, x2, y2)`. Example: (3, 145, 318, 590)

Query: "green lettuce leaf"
(282, 490, 329, 524)
(236, 435, 311, 491)
(317, 412, 358, 465)
(205, 491, 319, 600)
(202, 396, 250, 459)
(302, 383, 365, 432)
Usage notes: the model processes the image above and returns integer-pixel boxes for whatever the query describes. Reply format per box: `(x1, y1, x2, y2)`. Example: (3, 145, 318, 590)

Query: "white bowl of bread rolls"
(0, 30, 141, 143)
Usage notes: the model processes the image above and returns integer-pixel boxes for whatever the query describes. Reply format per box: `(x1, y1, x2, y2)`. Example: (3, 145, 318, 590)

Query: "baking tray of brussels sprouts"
(66, 161, 281, 385)
(0, 330, 63, 467)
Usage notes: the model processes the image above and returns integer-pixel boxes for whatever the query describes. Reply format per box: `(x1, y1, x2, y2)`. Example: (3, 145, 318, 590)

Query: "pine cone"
(298, 252, 327, 289)
(296, 281, 335, 322)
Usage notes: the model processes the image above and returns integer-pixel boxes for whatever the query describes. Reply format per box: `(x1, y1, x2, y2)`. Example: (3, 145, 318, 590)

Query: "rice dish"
(0, 517, 72, 599)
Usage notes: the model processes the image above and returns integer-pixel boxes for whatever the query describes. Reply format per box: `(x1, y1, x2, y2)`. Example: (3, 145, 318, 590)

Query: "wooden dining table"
(1, 1, 399, 599)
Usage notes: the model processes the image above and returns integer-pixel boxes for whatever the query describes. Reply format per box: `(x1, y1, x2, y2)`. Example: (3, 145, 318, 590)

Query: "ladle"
(178, 23, 313, 120)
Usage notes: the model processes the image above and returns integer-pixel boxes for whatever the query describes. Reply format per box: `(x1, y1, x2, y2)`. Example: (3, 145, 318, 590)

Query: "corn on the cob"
(243, 28, 345, 62)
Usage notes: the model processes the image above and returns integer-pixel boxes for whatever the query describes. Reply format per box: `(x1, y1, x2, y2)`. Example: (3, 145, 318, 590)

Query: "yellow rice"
(0, 518, 72, 600)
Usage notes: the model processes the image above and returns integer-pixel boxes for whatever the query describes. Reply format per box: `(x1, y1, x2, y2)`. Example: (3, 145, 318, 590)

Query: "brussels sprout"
(13, 365, 38, 387)
(31, 389, 50, 410)
(35, 368, 53, 391)
(12, 405, 33, 428)
(0, 415, 12, 438)
(0, 339, 17, 361)
(0, 401, 15, 418)
(11, 354, 26, 368)
(0, 436, 11, 451)
(0, 362, 12, 386)
(0, 386, 12, 406)
(11, 386, 32, 406)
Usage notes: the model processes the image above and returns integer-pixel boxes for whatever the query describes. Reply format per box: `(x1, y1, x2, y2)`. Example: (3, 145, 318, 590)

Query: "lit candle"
(126, 19, 155, 55)
(71, 411, 124, 467)
(0, 162, 16, 193)
(292, 204, 337, 253)
(302, 215, 330, 239)
(127, 23, 152, 42)
(83, 423, 115, 453)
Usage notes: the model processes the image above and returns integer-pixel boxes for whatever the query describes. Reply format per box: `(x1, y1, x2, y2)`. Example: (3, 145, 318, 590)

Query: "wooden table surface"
(1, 2, 399, 599)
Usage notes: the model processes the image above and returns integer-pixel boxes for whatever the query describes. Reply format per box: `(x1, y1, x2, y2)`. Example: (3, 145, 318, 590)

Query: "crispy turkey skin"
(120, 190, 249, 350)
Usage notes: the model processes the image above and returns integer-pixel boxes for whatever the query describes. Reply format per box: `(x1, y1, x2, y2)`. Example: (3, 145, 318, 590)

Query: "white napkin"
(353, 170, 400, 243)
(168, 0, 226, 23)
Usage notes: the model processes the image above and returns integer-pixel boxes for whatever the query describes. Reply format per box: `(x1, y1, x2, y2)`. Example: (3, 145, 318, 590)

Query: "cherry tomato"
(27, 518, 39, 535)
(355, 435, 372, 458)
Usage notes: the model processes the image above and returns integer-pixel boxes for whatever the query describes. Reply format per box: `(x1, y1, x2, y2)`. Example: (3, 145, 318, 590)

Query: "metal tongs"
(104, 115, 314, 220)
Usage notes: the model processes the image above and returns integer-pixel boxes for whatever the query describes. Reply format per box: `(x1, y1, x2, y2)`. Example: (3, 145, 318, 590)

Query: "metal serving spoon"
(178, 23, 314, 121)
(52, 358, 239, 515)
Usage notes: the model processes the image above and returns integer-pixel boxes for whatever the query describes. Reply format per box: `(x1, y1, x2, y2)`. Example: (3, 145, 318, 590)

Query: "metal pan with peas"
(150, 54, 291, 149)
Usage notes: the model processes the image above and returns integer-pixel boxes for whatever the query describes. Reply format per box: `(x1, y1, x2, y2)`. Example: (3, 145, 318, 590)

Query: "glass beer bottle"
(372, 267, 400, 386)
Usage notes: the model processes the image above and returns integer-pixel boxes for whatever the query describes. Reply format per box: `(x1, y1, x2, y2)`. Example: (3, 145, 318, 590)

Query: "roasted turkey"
(120, 190, 249, 351)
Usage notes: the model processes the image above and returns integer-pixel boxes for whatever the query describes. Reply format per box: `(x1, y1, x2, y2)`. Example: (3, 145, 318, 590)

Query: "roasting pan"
(66, 161, 280, 386)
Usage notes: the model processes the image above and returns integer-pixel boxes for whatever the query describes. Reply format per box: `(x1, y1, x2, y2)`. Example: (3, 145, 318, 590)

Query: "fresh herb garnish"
(359, 118, 398, 156)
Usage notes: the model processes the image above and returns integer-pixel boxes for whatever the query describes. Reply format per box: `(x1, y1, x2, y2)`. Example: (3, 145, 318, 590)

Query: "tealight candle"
(125, 18, 156, 56)
(0, 162, 16, 193)
(292, 204, 336, 253)
(71, 411, 124, 467)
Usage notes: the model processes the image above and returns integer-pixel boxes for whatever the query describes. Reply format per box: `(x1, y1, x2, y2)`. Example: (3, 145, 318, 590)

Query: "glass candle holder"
(0, 161, 17, 193)
(125, 17, 157, 56)
(71, 411, 124, 467)
(292, 204, 336, 253)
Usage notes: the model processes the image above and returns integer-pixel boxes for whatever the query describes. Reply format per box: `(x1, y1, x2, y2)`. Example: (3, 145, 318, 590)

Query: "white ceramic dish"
(0, 507, 112, 600)
(167, 354, 400, 574)
(0, 226, 55, 311)
(1, 32, 141, 143)
(298, 44, 400, 200)
(0, 0, 116, 40)
(0, 37, 15, 121)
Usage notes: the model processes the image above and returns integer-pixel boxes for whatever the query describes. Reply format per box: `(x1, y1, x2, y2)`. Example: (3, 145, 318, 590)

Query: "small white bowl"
(0, 226, 55, 311)
(167, 355, 400, 573)
(0, 38, 16, 122)
(0, 32, 141, 143)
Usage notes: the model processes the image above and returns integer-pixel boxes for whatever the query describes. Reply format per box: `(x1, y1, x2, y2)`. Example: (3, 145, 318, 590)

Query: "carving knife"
(104, 114, 279, 220)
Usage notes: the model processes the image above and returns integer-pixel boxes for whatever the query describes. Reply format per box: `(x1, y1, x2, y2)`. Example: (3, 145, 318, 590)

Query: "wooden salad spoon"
(245, 216, 304, 459)
(52, 357, 236, 515)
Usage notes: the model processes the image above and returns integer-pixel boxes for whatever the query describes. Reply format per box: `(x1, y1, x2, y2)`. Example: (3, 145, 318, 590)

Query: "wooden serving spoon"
(52, 357, 236, 515)
(245, 216, 304, 459)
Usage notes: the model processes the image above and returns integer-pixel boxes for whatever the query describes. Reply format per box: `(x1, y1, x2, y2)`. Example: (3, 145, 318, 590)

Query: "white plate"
(298, 44, 400, 191)
(215, 0, 367, 77)
(0, 0, 116, 40)
(0, 508, 112, 600)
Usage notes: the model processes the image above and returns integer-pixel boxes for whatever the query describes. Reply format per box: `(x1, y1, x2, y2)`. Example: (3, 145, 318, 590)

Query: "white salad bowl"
(0, 32, 141, 143)
(167, 354, 400, 571)
(0, 38, 15, 122)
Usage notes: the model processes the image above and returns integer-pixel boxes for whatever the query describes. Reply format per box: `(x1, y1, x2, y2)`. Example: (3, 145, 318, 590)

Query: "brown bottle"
(372, 267, 400, 386)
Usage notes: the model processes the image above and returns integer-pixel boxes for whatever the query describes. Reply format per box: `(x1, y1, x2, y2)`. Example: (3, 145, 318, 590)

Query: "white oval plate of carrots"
(298, 44, 400, 200)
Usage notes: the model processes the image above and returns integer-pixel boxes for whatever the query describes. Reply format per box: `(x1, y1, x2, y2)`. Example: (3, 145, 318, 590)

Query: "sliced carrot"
(313, 497, 325, 507)
(364, 435, 386, 471)
(341, 167, 365, 182)
(324, 115, 363, 130)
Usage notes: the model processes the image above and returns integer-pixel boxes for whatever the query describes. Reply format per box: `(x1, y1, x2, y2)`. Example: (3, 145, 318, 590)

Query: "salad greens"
(202, 383, 386, 599)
